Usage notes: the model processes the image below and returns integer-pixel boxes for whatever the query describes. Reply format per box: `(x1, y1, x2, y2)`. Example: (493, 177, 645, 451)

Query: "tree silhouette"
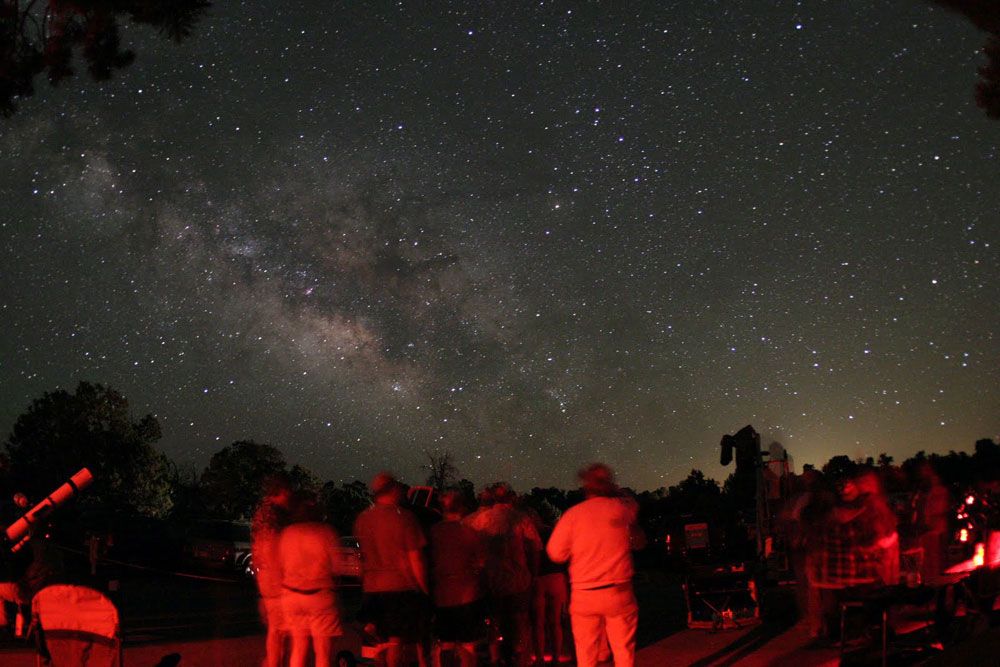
(1, 0, 210, 116)
(198, 439, 286, 519)
(821, 454, 857, 479)
(423, 450, 458, 493)
(288, 463, 321, 495)
(931, 1, 1000, 118)
(320, 479, 371, 535)
(4, 381, 173, 520)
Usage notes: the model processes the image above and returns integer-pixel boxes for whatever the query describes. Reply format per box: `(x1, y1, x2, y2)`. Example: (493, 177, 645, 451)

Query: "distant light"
(959, 528, 969, 543)
(795, 23, 803, 30)
(966, 495, 975, 505)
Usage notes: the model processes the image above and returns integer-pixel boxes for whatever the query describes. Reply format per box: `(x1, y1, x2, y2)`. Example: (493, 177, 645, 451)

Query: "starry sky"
(1, 1, 998, 492)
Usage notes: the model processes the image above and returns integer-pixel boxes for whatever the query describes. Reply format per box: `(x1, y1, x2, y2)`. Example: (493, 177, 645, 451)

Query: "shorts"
(434, 599, 487, 643)
(282, 590, 342, 638)
(359, 590, 430, 642)
(259, 596, 285, 632)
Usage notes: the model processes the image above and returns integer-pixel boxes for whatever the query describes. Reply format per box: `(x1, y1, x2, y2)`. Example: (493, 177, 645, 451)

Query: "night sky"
(2, 1, 997, 492)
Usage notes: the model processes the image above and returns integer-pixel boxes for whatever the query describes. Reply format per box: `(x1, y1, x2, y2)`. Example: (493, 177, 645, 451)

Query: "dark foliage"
(3, 381, 174, 523)
(198, 440, 287, 519)
(320, 479, 371, 535)
(1, 0, 210, 116)
(932, 1, 1000, 118)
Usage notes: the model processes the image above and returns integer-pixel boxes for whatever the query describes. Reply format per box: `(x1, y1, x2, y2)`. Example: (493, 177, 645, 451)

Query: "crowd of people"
(251, 463, 645, 667)
(781, 461, 955, 640)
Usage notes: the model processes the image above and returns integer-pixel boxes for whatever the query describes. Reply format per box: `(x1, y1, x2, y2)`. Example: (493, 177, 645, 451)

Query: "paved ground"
(0, 566, 990, 665)
(0, 626, 837, 667)
(9, 622, 1000, 666)
(0, 634, 266, 666)
(5, 617, 986, 667)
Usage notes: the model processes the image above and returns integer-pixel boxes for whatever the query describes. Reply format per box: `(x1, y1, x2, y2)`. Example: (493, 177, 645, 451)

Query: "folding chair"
(31, 584, 123, 667)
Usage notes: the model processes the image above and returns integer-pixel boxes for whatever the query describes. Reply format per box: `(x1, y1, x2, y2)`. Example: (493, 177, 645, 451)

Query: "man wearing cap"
(354, 472, 430, 667)
(547, 463, 644, 667)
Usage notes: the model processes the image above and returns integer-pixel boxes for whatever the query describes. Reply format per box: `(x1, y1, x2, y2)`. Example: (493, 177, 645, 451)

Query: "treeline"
(2, 382, 998, 549)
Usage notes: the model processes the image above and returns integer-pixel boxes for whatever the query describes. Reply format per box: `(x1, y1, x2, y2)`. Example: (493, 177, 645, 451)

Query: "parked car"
(182, 520, 253, 576)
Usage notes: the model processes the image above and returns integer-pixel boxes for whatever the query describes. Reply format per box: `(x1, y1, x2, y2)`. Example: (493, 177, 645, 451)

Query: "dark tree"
(452, 478, 477, 509)
(289, 463, 321, 495)
(165, 460, 204, 523)
(524, 486, 569, 514)
(4, 381, 173, 520)
(423, 450, 458, 493)
(973, 438, 1000, 477)
(931, 1, 1000, 118)
(821, 454, 858, 479)
(198, 440, 286, 519)
(1, 0, 210, 116)
(320, 479, 371, 535)
(670, 469, 724, 516)
(522, 486, 569, 526)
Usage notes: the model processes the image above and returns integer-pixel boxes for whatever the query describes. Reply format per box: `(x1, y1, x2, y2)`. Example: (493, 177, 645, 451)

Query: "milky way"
(1, 1, 998, 491)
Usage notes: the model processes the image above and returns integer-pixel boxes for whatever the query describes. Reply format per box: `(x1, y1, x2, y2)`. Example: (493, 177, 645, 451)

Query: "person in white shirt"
(278, 498, 344, 667)
(546, 463, 644, 667)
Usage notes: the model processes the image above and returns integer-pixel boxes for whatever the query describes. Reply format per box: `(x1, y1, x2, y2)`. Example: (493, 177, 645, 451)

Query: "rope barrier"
(48, 541, 361, 587)
(48, 542, 248, 584)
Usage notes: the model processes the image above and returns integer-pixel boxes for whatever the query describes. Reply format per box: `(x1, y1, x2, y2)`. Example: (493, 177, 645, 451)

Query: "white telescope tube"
(5, 468, 94, 550)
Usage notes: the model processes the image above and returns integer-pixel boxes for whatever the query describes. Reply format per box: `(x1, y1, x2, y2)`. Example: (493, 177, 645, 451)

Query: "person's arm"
(473, 531, 488, 573)
(621, 495, 647, 551)
(546, 512, 572, 563)
(403, 512, 430, 594)
(408, 548, 430, 595)
(523, 519, 542, 577)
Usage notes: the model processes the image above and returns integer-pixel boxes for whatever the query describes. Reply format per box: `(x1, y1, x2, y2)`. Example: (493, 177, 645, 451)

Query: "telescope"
(4, 468, 94, 553)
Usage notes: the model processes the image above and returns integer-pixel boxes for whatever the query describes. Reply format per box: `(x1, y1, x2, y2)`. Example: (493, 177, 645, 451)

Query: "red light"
(966, 495, 975, 505)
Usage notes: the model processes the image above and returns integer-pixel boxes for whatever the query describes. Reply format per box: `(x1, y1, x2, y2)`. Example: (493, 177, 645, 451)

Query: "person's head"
(579, 462, 617, 497)
(439, 490, 467, 519)
(914, 461, 940, 490)
(282, 489, 321, 523)
(837, 476, 860, 503)
(261, 473, 293, 507)
(477, 486, 495, 508)
(852, 468, 884, 498)
(370, 471, 404, 505)
(799, 468, 821, 488)
(489, 482, 516, 506)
